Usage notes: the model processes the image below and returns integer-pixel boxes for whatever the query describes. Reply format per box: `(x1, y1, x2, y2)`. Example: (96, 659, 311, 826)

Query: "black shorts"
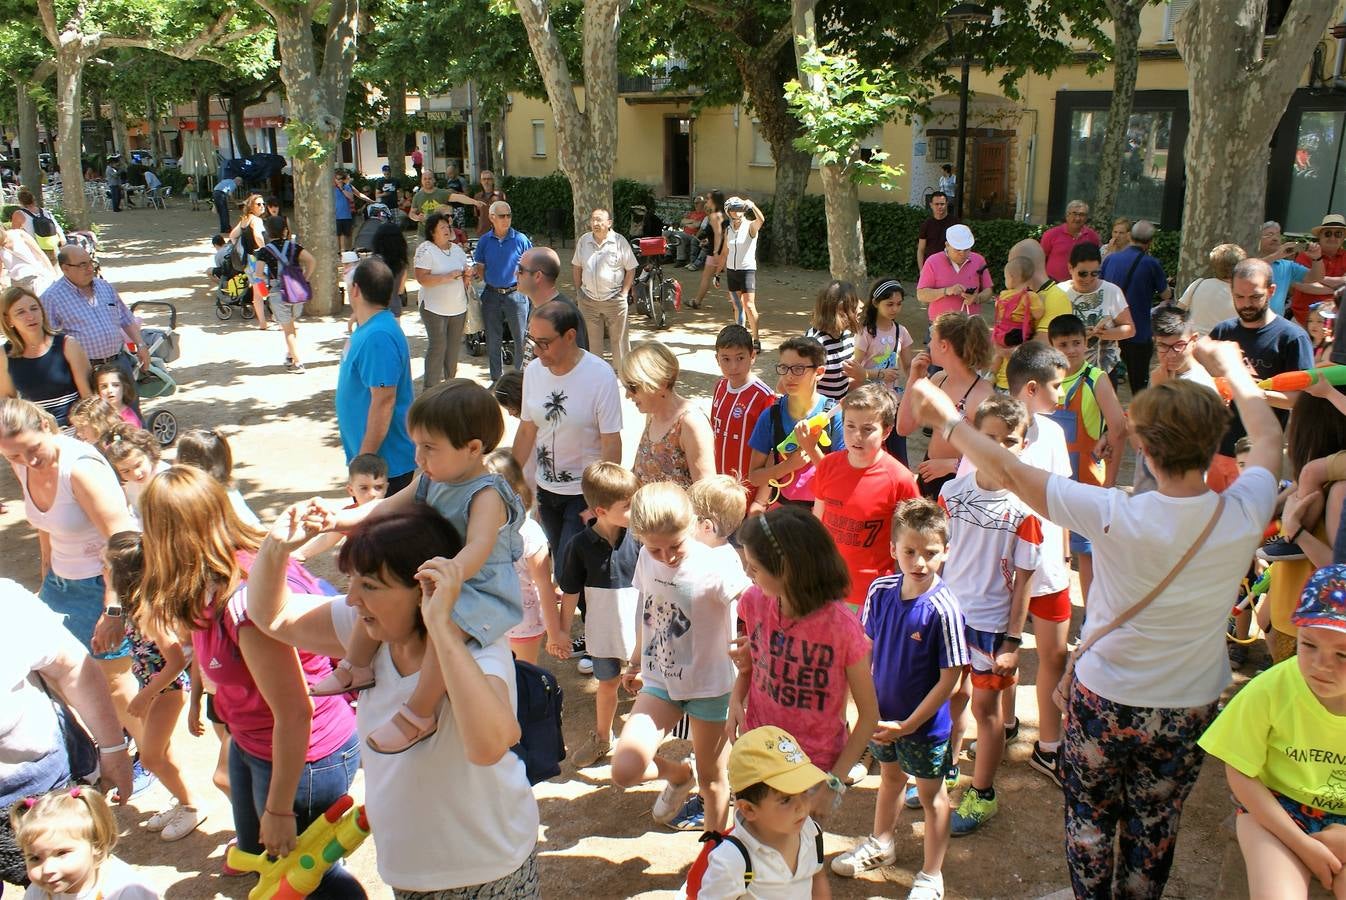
(205, 693, 227, 727)
(336, 218, 354, 237)
(726, 268, 756, 293)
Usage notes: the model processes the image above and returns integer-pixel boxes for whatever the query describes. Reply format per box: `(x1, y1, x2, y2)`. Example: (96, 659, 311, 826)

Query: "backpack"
(27, 208, 57, 238)
(683, 825, 824, 899)
(263, 239, 312, 304)
(511, 656, 566, 784)
(993, 288, 1035, 348)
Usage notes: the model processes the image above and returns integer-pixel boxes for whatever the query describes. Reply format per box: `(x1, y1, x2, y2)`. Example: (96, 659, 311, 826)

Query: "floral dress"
(633, 409, 696, 487)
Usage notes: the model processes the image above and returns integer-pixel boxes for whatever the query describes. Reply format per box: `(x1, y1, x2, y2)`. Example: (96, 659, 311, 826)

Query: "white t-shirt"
(1177, 278, 1234, 336)
(1046, 467, 1275, 708)
(413, 241, 469, 316)
(23, 855, 159, 900)
(1058, 279, 1129, 372)
(680, 814, 824, 900)
(634, 539, 750, 700)
(1, 580, 78, 782)
(226, 488, 262, 527)
(330, 601, 538, 891)
(521, 352, 624, 496)
(725, 219, 758, 271)
(1023, 414, 1072, 596)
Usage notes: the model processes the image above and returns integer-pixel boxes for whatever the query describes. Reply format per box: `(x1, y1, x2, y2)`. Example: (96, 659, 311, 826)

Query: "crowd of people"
(2, 181, 1346, 900)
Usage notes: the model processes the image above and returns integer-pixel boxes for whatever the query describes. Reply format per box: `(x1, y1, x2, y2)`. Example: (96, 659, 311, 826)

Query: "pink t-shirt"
(916, 251, 992, 321)
(191, 557, 356, 762)
(739, 586, 870, 771)
(117, 406, 143, 428)
(1041, 223, 1102, 283)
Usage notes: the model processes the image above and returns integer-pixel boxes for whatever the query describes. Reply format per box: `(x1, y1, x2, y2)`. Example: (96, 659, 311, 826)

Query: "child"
(611, 482, 750, 834)
(897, 312, 994, 499)
(99, 424, 167, 514)
(1308, 301, 1335, 366)
(186, 175, 199, 210)
(831, 500, 968, 895)
(10, 787, 161, 900)
(680, 726, 830, 900)
(311, 380, 525, 754)
(939, 396, 1042, 835)
(293, 453, 389, 562)
(1047, 314, 1127, 600)
(845, 278, 916, 465)
(711, 324, 775, 510)
(175, 427, 262, 527)
(209, 233, 230, 277)
(68, 397, 124, 445)
(746, 336, 846, 513)
(689, 473, 748, 551)
(554, 461, 642, 768)
(1149, 306, 1219, 392)
(491, 371, 525, 419)
(804, 280, 860, 401)
(1197, 565, 1346, 899)
(259, 214, 316, 373)
(92, 364, 142, 428)
(486, 448, 564, 665)
(992, 257, 1045, 388)
(732, 508, 878, 798)
(104, 532, 203, 842)
(811, 384, 918, 613)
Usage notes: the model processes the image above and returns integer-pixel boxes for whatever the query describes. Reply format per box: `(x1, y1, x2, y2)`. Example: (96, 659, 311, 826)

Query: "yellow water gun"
(226, 795, 371, 900)
(776, 411, 833, 455)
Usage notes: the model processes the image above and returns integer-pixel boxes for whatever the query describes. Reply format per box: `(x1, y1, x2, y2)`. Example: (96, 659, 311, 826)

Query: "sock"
(1039, 739, 1061, 753)
(973, 785, 995, 801)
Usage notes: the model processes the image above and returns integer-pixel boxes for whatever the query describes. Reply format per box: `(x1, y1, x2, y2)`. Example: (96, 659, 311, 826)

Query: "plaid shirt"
(40, 277, 134, 360)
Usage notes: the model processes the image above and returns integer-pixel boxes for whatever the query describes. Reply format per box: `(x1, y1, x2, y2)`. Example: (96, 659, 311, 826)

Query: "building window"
(1284, 111, 1346, 233)
(932, 136, 951, 161)
(340, 137, 355, 166)
(531, 120, 546, 157)
(750, 120, 772, 166)
(1061, 108, 1173, 224)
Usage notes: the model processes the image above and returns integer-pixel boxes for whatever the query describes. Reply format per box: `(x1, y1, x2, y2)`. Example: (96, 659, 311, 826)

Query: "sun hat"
(946, 224, 975, 251)
(1294, 564, 1346, 635)
(728, 726, 828, 795)
(1311, 213, 1346, 236)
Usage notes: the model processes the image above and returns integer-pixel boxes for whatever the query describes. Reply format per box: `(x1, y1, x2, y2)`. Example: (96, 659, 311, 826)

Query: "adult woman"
(903, 338, 1280, 899)
(621, 340, 714, 488)
(0, 286, 92, 428)
(369, 222, 409, 319)
(244, 504, 541, 898)
(136, 466, 363, 893)
(690, 191, 726, 310)
(229, 194, 271, 328)
(413, 211, 472, 388)
(9, 188, 65, 263)
(1177, 242, 1246, 335)
(722, 196, 765, 350)
(1099, 216, 1131, 260)
(0, 227, 57, 295)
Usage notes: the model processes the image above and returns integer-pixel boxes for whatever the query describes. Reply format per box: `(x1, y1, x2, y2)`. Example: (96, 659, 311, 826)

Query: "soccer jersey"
(711, 376, 775, 495)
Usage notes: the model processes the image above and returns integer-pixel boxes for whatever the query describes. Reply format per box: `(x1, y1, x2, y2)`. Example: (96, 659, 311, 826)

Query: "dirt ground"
(0, 204, 1248, 899)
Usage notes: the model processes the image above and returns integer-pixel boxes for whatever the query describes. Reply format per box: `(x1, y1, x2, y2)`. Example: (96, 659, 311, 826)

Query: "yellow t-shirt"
(994, 282, 1073, 388)
(1198, 658, 1346, 813)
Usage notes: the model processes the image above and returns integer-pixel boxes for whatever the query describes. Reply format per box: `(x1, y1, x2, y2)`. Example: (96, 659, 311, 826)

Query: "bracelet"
(941, 416, 962, 441)
(1002, 635, 1023, 646)
(825, 773, 848, 795)
(98, 739, 129, 755)
(264, 807, 297, 818)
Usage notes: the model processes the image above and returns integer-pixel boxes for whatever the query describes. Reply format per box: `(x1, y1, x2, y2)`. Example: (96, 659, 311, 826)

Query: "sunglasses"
(1074, 269, 1101, 278)
(1320, 229, 1346, 238)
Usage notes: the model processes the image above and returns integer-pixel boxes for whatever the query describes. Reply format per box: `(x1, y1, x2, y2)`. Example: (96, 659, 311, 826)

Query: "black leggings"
(1119, 338, 1153, 397)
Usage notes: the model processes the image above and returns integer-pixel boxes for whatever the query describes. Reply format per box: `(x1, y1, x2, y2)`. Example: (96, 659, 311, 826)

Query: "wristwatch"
(103, 605, 124, 618)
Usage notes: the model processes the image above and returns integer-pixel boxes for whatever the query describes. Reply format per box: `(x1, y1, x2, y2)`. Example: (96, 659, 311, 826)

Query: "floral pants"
(1061, 681, 1217, 899)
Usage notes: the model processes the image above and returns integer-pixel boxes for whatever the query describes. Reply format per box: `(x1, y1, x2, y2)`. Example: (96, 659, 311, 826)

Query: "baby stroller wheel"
(464, 332, 485, 357)
(241, 302, 256, 320)
(215, 300, 233, 320)
(145, 409, 178, 447)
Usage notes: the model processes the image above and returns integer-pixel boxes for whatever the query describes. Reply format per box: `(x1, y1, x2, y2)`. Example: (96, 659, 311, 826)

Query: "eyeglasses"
(1074, 269, 1101, 278)
(493, 213, 512, 218)
(775, 363, 812, 376)
(527, 334, 556, 350)
(61, 261, 93, 269)
(1156, 340, 1190, 355)
(516, 266, 536, 275)
(1321, 229, 1346, 238)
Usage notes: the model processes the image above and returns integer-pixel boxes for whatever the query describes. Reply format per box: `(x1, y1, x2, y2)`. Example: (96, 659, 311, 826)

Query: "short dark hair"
(778, 335, 826, 367)
(339, 507, 465, 628)
(263, 215, 289, 239)
(349, 453, 388, 481)
(1006, 343, 1068, 396)
(734, 781, 774, 804)
(929, 191, 948, 202)
(1047, 313, 1087, 341)
(890, 497, 949, 543)
(531, 299, 580, 339)
(1151, 305, 1192, 339)
(424, 211, 454, 243)
(974, 395, 1029, 435)
(407, 379, 505, 451)
(352, 257, 393, 307)
(265, 196, 280, 208)
(715, 323, 754, 352)
(1068, 242, 1102, 267)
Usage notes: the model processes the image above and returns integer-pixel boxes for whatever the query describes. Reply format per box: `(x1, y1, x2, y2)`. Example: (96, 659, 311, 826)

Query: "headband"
(872, 280, 903, 300)
(758, 513, 784, 559)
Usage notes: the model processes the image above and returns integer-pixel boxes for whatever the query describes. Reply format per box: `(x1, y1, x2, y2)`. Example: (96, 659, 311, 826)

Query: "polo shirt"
(39, 277, 134, 360)
(476, 228, 533, 289)
(916, 250, 992, 321)
(336, 310, 416, 477)
(1041, 223, 1102, 283)
(1100, 245, 1168, 341)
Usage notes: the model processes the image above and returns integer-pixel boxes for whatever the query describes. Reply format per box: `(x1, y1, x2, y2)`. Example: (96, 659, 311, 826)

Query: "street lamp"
(943, 2, 991, 220)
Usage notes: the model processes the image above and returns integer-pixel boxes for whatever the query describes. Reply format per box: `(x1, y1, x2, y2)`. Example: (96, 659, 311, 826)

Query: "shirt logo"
(731, 406, 744, 419)
(910, 631, 923, 642)
(208, 657, 223, 669)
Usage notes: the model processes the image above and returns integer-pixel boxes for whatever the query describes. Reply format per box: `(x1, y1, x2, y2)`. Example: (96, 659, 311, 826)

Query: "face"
(1070, 259, 1102, 292)
(928, 329, 953, 368)
(640, 529, 691, 568)
(623, 379, 662, 414)
(775, 350, 821, 396)
(741, 545, 787, 600)
(431, 219, 454, 245)
(1024, 371, 1065, 412)
(348, 473, 389, 506)
(480, 172, 495, 188)
(0, 429, 56, 470)
(597, 499, 631, 529)
(1050, 333, 1087, 368)
(491, 209, 512, 232)
(527, 317, 575, 370)
(420, 172, 436, 192)
(1259, 225, 1282, 254)
(5, 293, 44, 333)
(590, 210, 611, 235)
(715, 345, 755, 382)
(945, 246, 969, 266)
(1155, 333, 1194, 372)
(410, 426, 480, 483)
(978, 415, 1026, 456)
(23, 829, 99, 896)
(114, 451, 153, 486)
(930, 196, 948, 217)
(95, 373, 123, 406)
(1308, 311, 1328, 342)
(1320, 226, 1346, 254)
(874, 295, 902, 324)
(739, 787, 812, 840)
(1065, 206, 1089, 231)
(249, 197, 265, 215)
(1296, 626, 1346, 709)
(843, 408, 887, 459)
(1232, 274, 1272, 323)
(59, 251, 95, 287)
(1111, 222, 1129, 243)
(344, 566, 421, 644)
(891, 528, 948, 585)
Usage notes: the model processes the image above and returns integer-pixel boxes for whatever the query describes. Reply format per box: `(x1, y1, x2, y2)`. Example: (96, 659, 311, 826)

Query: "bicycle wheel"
(651, 279, 669, 329)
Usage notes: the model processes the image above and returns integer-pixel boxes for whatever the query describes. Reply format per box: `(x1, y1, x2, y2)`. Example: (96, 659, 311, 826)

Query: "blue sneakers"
(131, 759, 157, 798)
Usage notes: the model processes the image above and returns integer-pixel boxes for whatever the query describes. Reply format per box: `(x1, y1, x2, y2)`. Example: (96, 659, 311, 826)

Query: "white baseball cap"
(946, 224, 975, 251)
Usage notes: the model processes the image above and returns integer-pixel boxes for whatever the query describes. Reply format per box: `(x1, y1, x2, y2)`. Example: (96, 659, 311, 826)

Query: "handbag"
(1052, 495, 1226, 714)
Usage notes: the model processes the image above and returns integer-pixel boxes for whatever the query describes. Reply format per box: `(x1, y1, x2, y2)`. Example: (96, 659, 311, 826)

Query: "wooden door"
(974, 141, 1007, 218)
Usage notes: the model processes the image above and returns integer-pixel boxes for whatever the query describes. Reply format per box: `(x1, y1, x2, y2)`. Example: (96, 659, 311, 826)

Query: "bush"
(501, 172, 572, 238)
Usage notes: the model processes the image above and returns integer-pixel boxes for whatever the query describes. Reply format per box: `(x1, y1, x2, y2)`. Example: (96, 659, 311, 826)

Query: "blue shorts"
(870, 735, 950, 780)
(41, 572, 131, 660)
(640, 686, 731, 723)
(1069, 530, 1093, 555)
(590, 656, 623, 682)
(965, 624, 1015, 691)
(1238, 791, 1346, 835)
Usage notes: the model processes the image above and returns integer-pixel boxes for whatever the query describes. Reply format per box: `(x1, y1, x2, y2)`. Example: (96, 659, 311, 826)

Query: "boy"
(746, 336, 846, 514)
(554, 461, 642, 768)
(811, 384, 918, 612)
(711, 324, 775, 509)
(1150, 306, 1219, 392)
(294, 453, 389, 561)
(939, 396, 1042, 835)
(681, 725, 830, 900)
(831, 500, 968, 898)
(690, 474, 749, 551)
(1047, 314, 1127, 602)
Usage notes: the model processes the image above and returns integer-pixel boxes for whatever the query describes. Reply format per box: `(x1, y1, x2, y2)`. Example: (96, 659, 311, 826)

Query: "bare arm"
(1193, 338, 1283, 476)
(456, 488, 507, 581)
(63, 336, 93, 397)
(244, 523, 346, 658)
(679, 411, 716, 483)
(876, 666, 961, 739)
(359, 386, 395, 456)
(512, 420, 539, 470)
(1226, 765, 1342, 890)
(831, 655, 878, 780)
(1093, 375, 1128, 488)
(599, 431, 622, 464)
(39, 642, 133, 801)
(298, 249, 317, 282)
(916, 238, 927, 271)
(571, 265, 584, 294)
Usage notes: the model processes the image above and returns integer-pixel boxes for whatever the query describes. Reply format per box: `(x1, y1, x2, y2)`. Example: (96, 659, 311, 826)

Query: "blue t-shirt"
(333, 185, 352, 221)
(1209, 315, 1314, 456)
(335, 310, 415, 476)
(746, 395, 845, 502)
(861, 572, 970, 741)
(1269, 258, 1309, 318)
(476, 228, 533, 289)
(1100, 245, 1168, 341)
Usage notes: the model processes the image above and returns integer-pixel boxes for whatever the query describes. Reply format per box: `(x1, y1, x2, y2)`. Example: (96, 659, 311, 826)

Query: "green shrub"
(500, 172, 572, 238)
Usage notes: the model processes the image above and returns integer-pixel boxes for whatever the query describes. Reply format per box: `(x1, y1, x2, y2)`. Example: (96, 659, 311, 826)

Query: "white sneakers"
(651, 770, 698, 824)
(831, 834, 897, 876)
(146, 802, 205, 842)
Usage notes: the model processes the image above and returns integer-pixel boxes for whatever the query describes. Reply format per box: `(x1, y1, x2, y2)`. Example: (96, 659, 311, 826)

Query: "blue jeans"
(228, 732, 365, 900)
(481, 287, 529, 382)
(214, 190, 231, 234)
(41, 572, 130, 660)
(537, 488, 587, 581)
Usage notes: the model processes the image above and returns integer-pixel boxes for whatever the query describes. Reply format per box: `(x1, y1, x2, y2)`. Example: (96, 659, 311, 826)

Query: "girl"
(175, 427, 261, 527)
(103, 532, 203, 842)
(1307, 302, 1335, 366)
(896, 312, 993, 498)
(10, 787, 160, 900)
(610, 482, 749, 834)
(846, 278, 915, 464)
(99, 424, 167, 514)
(485, 448, 563, 664)
(804, 280, 860, 401)
(730, 507, 878, 810)
(690, 191, 726, 311)
(67, 397, 122, 445)
(91, 365, 141, 428)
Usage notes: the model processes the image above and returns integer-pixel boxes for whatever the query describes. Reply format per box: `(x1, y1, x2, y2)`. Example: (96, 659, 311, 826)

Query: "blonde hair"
(1, 285, 54, 356)
(629, 481, 695, 539)
(1003, 256, 1034, 286)
(620, 341, 679, 394)
(811, 280, 860, 338)
(932, 311, 993, 371)
(67, 397, 121, 444)
(0, 396, 58, 439)
(10, 787, 117, 863)
(485, 448, 532, 510)
(1129, 380, 1230, 476)
(688, 474, 747, 539)
(1209, 243, 1248, 280)
(581, 461, 639, 511)
(137, 465, 265, 634)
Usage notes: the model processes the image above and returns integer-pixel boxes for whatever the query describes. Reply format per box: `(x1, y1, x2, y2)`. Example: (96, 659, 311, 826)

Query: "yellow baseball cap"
(729, 726, 828, 795)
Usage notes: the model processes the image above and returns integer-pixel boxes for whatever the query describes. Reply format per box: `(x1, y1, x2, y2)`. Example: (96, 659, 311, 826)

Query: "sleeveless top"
(5, 334, 80, 427)
(724, 220, 758, 271)
(20, 434, 114, 579)
(633, 409, 695, 487)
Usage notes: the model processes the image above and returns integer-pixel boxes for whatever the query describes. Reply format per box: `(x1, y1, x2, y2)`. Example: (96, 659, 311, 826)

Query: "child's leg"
(212, 727, 231, 796)
(1235, 813, 1312, 898)
(688, 716, 731, 833)
(1033, 612, 1070, 746)
(873, 760, 907, 846)
(509, 635, 542, 665)
(915, 775, 952, 876)
(1000, 689, 1017, 735)
(970, 685, 1005, 791)
(405, 639, 446, 720)
(595, 676, 620, 742)
(138, 690, 195, 806)
(310, 629, 379, 695)
(946, 671, 971, 769)
(282, 320, 301, 365)
(610, 693, 689, 788)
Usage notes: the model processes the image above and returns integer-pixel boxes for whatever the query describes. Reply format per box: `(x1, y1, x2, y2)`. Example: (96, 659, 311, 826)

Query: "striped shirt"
(710, 376, 775, 493)
(40, 277, 134, 360)
(804, 327, 854, 400)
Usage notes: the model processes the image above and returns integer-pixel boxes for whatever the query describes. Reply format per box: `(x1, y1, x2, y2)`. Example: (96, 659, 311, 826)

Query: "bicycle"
(628, 235, 680, 330)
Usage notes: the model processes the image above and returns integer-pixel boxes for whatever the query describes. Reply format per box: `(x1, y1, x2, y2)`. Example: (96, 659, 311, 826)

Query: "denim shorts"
(640, 686, 731, 723)
(41, 571, 131, 660)
(870, 735, 950, 780)
(590, 657, 623, 682)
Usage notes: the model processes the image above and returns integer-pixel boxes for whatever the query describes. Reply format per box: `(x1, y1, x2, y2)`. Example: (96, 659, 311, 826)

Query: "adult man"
(408, 169, 480, 239)
(104, 156, 124, 213)
(512, 300, 622, 575)
(1041, 200, 1102, 283)
(1099, 219, 1172, 394)
(1259, 220, 1324, 318)
(473, 170, 507, 236)
(335, 257, 416, 494)
(572, 208, 638, 370)
(212, 175, 239, 235)
(517, 246, 589, 351)
(444, 163, 468, 230)
(916, 191, 958, 270)
(333, 172, 356, 253)
(1209, 258, 1313, 490)
(476, 201, 534, 382)
(938, 164, 957, 200)
(915, 223, 993, 325)
(1288, 213, 1346, 325)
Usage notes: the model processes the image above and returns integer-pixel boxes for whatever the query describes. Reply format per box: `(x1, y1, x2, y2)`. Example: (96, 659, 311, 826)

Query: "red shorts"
(1029, 588, 1072, 623)
(1206, 454, 1240, 493)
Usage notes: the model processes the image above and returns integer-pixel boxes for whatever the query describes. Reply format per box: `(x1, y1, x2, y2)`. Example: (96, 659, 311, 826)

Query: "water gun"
(226, 795, 371, 900)
(776, 411, 833, 455)
(1256, 365, 1346, 392)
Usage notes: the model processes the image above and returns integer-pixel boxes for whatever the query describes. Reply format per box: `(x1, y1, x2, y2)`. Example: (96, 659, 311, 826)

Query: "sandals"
(365, 704, 438, 754)
(309, 659, 375, 697)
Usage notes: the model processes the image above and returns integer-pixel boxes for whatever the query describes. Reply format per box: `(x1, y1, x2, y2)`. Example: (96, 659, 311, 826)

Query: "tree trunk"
(1092, 0, 1142, 224)
(226, 94, 253, 158)
(1174, 0, 1334, 287)
(385, 79, 407, 179)
(195, 89, 210, 133)
(17, 84, 43, 201)
(109, 98, 130, 156)
(738, 48, 808, 265)
(53, 44, 90, 229)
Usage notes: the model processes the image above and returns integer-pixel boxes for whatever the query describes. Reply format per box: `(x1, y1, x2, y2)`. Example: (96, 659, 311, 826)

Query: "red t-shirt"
(1290, 249, 1346, 325)
(812, 452, 919, 610)
(711, 377, 775, 497)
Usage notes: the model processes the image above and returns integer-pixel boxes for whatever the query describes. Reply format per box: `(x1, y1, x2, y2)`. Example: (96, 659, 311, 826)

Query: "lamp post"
(943, 2, 991, 220)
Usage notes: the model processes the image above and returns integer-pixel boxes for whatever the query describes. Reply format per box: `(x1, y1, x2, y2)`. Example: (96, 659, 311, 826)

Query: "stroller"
(130, 301, 181, 446)
(212, 242, 257, 321)
(462, 237, 532, 368)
